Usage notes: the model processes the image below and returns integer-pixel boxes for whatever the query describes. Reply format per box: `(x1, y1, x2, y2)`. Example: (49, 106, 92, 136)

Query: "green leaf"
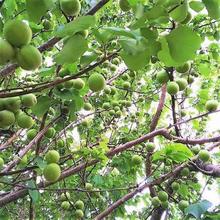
(55, 35, 88, 64)
(189, 1, 205, 12)
(166, 26, 202, 63)
(80, 52, 98, 67)
(185, 200, 212, 218)
(31, 96, 52, 117)
(170, 0, 188, 22)
(102, 27, 138, 39)
(145, 5, 169, 23)
(26, 0, 54, 23)
(202, 0, 220, 19)
(56, 16, 96, 38)
(27, 180, 40, 203)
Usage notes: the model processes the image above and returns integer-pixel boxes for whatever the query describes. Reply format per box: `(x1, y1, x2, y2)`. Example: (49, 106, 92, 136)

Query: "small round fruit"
(21, 94, 37, 107)
(60, 0, 81, 16)
(75, 209, 84, 218)
(104, 86, 111, 94)
(45, 150, 60, 164)
(61, 192, 70, 201)
(191, 146, 200, 154)
(161, 201, 168, 209)
(187, 76, 194, 84)
(176, 63, 190, 73)
(3, 20, 32, 47)
(45, 127, 56, 138)
(85, 183, 93, 190)
(156, 71, 169, 84)
(43, 20, 53, 30)
(198, 150, 210, 162)
(0, 110, 15, 128)
(132, 155, 142, 165)
(84, 102, 92, 111)
(171, 182, 179, 191)
(146, 142, 155, 152)
(64, 80, 74, 89)
(158, 191, 168, 202)
(17, 45, 42, 70)
(167, 82, 179, 95)
(180, 110, 187, 117)
(205, 100, 218, 112)
(61, 201, 70, 210)
(119, 0, 131, 12)
(57, 139, 65, 148)
(109, 110, 115, 116)
(110, 87, 117, 95)
(27, 129, 37, 140)
(152, 197, 160, 207)
(75, 200, 84, 210)
(17, 113, 34, 129)
(88, 73, 105, 92)
(0, 38, 15, 65)
(0, 157, 4, 168)
(176, 78, 188, 91)
(4, 97, 21, 113)
(115, 110, 122, 117)
(73, 78, 85, 90)
(43, 163, 61, 182)
(122, 82, 131, 89)
(81, 120, 89, 127)
(181, 167, 190, 177)
(103, 102, 110, 110)
(179, 200, 189, 211)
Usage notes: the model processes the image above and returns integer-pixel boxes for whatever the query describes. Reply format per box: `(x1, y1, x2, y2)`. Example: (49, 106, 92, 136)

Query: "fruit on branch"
(109, 109, 115, 116)
(156, 71, 169, 84)
(110, 87, 117, 95)
(4, 97, 21, 113)
(180, 110, 187, 117)
(42, 20, 53, 30)
(179, 200, 189, 211)
(131, 155, 142, 165)
(27, 128, 38, 140)
(61, 201, 70, 210)
(64, 79, 74, 89)
(3, 20, 32, 47)
(85, 183, 93, 190)
(205, 100, 218, 112)
(176, 63, 190, 73)
(57, 139, 65, 148)
(75, 200, 84, 210)
(45, 150, 60, 164)
(45, 127, 56, 138)
(119, 0, 131, 12)
(61, 192, 70, 201)
(122, 82, 131, 89)
(158, 191, 168, 202)
(121, 73, 130, 81)
(88, 73, 106, 92)
(0, 110, 15, 128)
(0, 157, 4, 168)
(16, 113, 34, 129)
(75, 209, 84, 218)
(110, 64, 117, 72)
(151, 196, 161, 207)
(176, 78, 188, 91)
(104, 86, 111, 95)
(167, 82, 179, 95)
(161, 201, 169, 209)
(146, 142, 155, 152)
(17, 45, 42, 70)
(191, 146, 200, 154)
(198, 150, 210, 162)
(84, 102, 93, 111)
(60, 0, 81, 16)
(102, 102, 110, 110)
(187, 75, 194, 84)
(112, 58, 120, 65)
(180, 167, 190, 177)
(43, 163, 61, 182)
(21, 94, 37, 107)
(0, 38, 15, 65)
(171, 182, 180, 191)
(73, 78, 85, 90)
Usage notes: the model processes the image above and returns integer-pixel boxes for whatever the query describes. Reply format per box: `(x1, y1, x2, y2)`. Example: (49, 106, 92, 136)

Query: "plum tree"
(60, 0, 81, 16)
(0, 38, 15, 65)
(167, 82, 179, 95)
(45, 150, 60, 164)
(43, 163, 61, 182)
(88, 73, 106, 92)
(3, 20, 32, 47)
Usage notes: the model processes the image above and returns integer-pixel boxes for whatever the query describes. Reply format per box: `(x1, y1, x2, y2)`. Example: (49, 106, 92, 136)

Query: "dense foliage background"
(0, 0, 220, 219)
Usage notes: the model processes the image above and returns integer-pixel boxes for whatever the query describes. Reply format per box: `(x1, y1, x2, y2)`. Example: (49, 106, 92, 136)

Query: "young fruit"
(132, 155, 142, 165)
(75, 200, 84, 210)
(0, 38, 15, 65)
(181, 167, 190, 176)
(27, 129, 37, 140)
(115, 110, 122, 117)
(102, 102, 110, 110)
(109, 109, 115, 116)
(104, 86, 111, 94)
(179, 200, 189, 211)
(156, 71, 169, 84)
(198, 150, 210, 162)
(205, 100, 218, 112)
(176, 63, 190, 73)
(176, 78, 188, 91)
(122, 82, 131, 89)
(119, 0, 131, 11)
(191, 146, 200, 154)
(3, 20, 32, 47)
(21, 94, 37, 107)
(158, 191, 168, 202)
(151, 197, 161, 207)
(85, 183, 93, 190)
(84, 102, 92, 111)
(187, 76, 194, 84)
(60, 0, 81, 16)
(167, 82, 179, 95)
(171, 182, 180, 191)
(146, 142, 155, 152)
(75, 209, 84, 218)
(57, 139, 65, 148)
(73, 78, 85, 90)
(0, 110, 15, 128)
(43, 20, 53, 30)
(45, 150, 60, 164)
(88, 73, 106, 92)
(45, 127, 56, 138)
(161, 201, 169, 209)
(17, 45, 42, 70)
(17, 113, 34, 129)
(4, 97, 21, 113)
(110, 87, 117, 95)
(61, 201, 70, 210)
(61, 192, 70, 201)
(43, 163, 61, 182)
(0, 157, 4, 168)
